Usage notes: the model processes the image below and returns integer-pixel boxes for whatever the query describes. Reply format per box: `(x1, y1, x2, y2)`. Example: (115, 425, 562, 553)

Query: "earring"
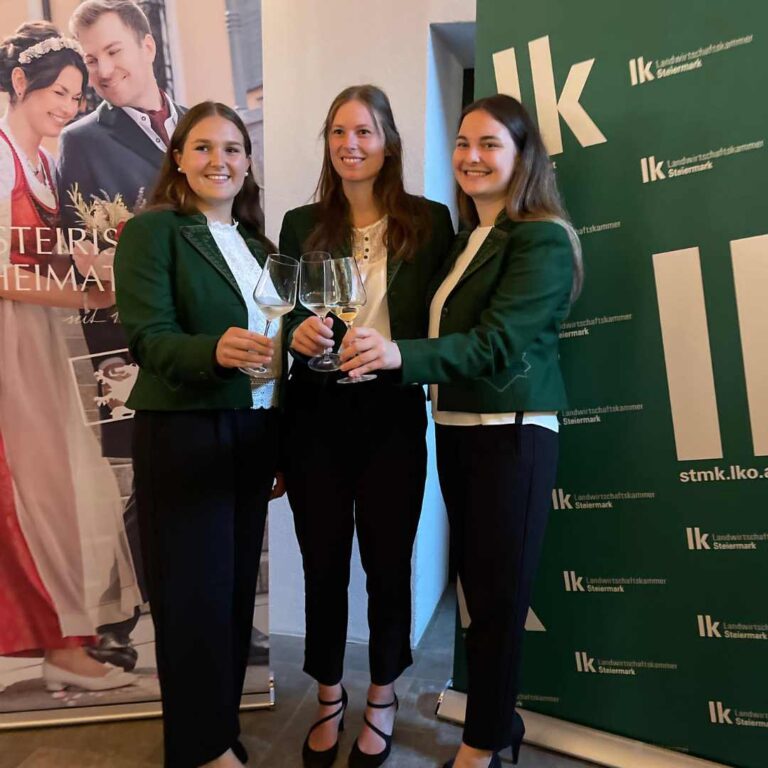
(177, 166, 182, 172)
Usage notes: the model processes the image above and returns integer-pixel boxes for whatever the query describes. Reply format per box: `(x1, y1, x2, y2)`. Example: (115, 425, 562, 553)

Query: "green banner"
(452, 2, 768, 766)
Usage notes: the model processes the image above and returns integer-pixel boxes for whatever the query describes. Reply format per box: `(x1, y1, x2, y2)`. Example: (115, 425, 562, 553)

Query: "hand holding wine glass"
(299, 251, 341, 372)
(331, 256, 376, 384)
(240, 253, 298, 378)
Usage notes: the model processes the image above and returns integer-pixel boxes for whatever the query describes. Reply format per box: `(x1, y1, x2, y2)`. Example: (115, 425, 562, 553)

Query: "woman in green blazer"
(280, 85, 453, 768)
(115, 102, 281, 768)
(341, 95, 582, 768)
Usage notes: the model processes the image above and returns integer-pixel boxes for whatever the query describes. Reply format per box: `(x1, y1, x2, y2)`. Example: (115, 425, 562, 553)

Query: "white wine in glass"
(331, 256, 376, 384)
(300, 251, 341, 372)
(239, 253, 298, 378)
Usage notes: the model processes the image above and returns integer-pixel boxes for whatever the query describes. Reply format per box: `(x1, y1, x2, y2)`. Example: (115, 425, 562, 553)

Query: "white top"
(428, 225, 559, 432)
(120, 95, 179, 151)
(0, 118, 58, 268)
(207, 220, 280, 410)
(351, 216, 391, 339)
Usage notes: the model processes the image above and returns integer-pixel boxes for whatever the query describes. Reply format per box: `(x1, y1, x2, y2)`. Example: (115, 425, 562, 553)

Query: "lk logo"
(552, 488, 573, 510)
(575, 651, 596, 673)
(709, 701, 733, 725)
(686, 527, 711, 550)
(641, 156, 666, 183)
(697, 615, 722, 638)
(563, 571, 585, 592)
(629, 56, 655, 86)
(493, 35, 607, 155)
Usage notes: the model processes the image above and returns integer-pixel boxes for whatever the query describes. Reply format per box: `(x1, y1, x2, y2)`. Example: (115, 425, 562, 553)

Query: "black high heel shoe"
(442, 711, 524, 768)
(348, 694, 399, 767)
(511, 710, 525, 764)
(442, 754, 500, 768)
(302, 685, 348, 768)
(233, 739, 248, 764)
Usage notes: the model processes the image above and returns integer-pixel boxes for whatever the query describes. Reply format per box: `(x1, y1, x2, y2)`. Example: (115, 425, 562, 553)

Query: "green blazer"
(279, 197, 454, 382)
(115, 209, 282, 410)
(397, 215, 575, 412)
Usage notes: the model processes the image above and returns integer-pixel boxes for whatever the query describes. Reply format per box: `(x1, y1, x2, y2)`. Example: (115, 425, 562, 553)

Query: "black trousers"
(284, 379, 427, 686)
(436, 420, 558, 752)
(133, 409, 277, 768)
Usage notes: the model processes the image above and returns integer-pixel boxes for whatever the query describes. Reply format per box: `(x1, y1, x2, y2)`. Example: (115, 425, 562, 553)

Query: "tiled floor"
(0, 591, 599, 767)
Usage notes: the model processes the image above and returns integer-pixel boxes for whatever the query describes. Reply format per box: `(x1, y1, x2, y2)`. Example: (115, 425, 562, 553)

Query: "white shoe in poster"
(42, 661, 137, 692)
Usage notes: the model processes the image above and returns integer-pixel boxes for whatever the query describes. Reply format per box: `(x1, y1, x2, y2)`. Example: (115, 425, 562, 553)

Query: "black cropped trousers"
(284, 380, 427, 686)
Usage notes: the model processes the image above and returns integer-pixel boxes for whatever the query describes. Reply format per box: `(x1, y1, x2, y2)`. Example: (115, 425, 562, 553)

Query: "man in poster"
(58, 0, 182, 668)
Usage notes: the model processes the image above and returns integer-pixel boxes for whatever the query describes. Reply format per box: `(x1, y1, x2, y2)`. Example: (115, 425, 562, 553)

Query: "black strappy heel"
(348, 694, 399, 767)
(302, 685, 348, 767)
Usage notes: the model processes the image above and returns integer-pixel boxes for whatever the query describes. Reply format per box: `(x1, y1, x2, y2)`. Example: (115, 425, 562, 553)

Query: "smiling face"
(174, 114, 250, 219)
(17, 64, 83, 138)
(453, 109, 518, 212)
(78, 11, 156, 107)
(328, 99, 387, 189)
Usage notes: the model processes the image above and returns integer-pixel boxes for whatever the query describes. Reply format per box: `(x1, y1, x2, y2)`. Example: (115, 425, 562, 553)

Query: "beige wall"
(167, 0, 235, 107)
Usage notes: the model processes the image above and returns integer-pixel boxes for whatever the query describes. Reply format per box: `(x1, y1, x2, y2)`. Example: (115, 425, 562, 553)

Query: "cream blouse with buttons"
(350, 216, 391, 339)
(427, 225, 559, 432)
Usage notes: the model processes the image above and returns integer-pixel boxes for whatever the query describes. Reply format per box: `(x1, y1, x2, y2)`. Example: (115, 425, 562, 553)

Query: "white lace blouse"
(207, 220, 281, 410)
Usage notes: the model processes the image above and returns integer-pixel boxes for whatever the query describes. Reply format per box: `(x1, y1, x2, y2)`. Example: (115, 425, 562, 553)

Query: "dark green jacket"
(115, 209, 282, 410)
(397, 216, 575, 412)
(279, 198, 454, 382)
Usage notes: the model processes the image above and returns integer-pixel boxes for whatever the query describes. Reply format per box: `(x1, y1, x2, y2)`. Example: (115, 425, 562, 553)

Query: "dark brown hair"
(149, 101, 272, 247)
(457, 94, 583, 301)
(304, 84, 431, 263)
(0, 22, 87, 106)
(69, 0, 151, 43)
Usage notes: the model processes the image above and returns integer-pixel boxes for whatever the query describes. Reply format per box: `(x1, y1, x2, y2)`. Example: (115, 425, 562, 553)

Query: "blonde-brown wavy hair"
(457, 94, 583, 301)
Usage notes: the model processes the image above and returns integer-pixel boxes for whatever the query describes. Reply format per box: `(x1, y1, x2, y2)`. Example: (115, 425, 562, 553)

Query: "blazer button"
(441, 306, 449, 316)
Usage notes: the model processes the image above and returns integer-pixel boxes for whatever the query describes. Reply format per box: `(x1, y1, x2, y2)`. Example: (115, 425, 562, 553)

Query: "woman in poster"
(0, 21, 139, 691)
(340, 94, 582, 768)
(280, 84, 454, 768)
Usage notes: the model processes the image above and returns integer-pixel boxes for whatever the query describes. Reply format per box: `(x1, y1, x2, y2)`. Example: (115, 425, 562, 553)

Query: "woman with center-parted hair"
(280, 84, 454, 768)
(115, 101, 284, 768)
(341, 94, 583, 768)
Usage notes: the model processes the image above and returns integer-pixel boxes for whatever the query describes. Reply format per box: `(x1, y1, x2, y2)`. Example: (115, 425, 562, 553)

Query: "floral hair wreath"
(17, 37, 83, 65)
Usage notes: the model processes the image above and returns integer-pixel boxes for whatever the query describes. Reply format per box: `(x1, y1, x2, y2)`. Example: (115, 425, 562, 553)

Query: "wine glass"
(331, 256, 376, 384)
(299, 251, 341, 372)
(239, 253, 299, 378)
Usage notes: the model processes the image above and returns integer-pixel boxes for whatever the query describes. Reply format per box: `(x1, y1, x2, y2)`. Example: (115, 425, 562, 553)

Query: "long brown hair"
(457, 94, 583, 301)
(304, 84, 431, 262)
(149, 101, 272, 247)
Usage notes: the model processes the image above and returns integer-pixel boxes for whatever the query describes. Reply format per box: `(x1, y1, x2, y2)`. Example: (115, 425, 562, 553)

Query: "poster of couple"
(0, 0, 269, 724)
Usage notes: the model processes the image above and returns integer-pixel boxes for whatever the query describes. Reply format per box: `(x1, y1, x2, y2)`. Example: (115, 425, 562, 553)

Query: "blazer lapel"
(97, 101, 168, 166)
(426, 230, 470, 303)
(386, 249, 403, 290)
(180, 222, 246, 308)
(454, 226, 507, 288)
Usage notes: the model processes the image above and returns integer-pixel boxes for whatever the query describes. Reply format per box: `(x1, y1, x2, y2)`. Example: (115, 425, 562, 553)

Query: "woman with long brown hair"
(280, 84, 454, 768)
(115, 101, 282, 768)
(340, 94, 582, 768)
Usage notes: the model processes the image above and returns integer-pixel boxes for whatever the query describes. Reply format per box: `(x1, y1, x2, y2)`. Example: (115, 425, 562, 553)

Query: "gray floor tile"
(0, 590, 602, 768)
